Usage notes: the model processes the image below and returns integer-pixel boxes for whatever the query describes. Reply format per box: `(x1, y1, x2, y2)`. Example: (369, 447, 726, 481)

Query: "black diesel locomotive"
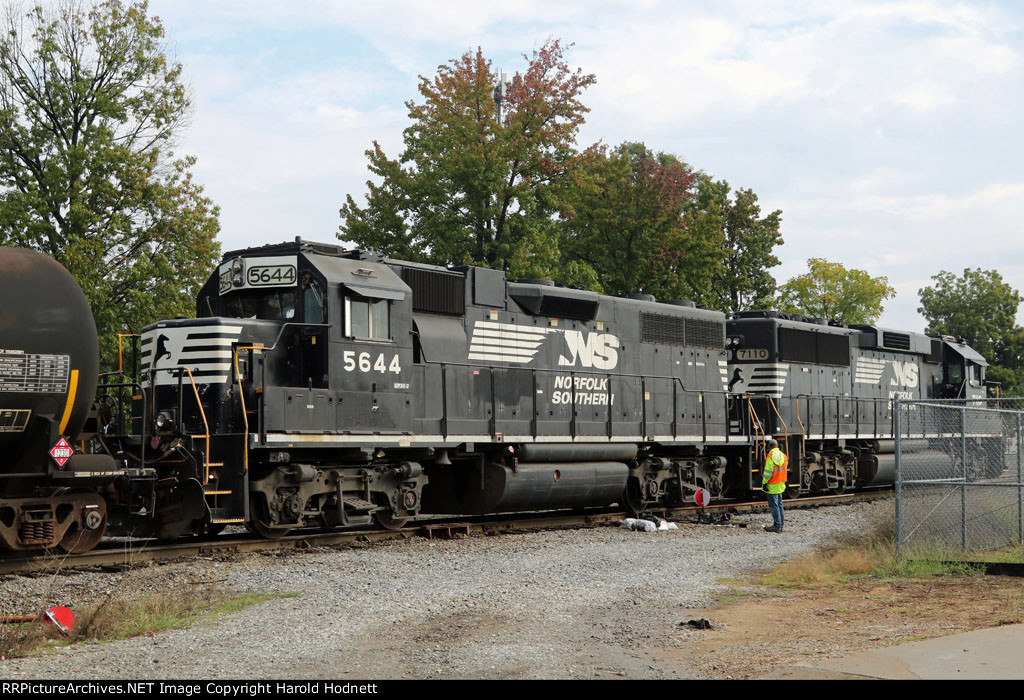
(0, 241, 990, 551)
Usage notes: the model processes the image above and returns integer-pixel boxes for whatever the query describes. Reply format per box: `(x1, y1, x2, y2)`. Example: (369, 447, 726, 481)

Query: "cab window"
(968, 363, 982, 386)
(947, 363, 963, 385)
(346, 296, 390, 340)
(302, 277, 324, 324)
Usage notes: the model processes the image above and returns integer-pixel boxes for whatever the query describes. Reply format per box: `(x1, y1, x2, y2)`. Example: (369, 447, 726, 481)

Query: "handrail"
(233, 345, 265, 474)
(794, 397, 808, 454)
(116, 333, 140, 374)
(766, 395, 789, 438)
(747, 398, 767, 462)
(429, 359, 739, 443)
(793, 394, 896, 440)
(179, 366, 212, 484)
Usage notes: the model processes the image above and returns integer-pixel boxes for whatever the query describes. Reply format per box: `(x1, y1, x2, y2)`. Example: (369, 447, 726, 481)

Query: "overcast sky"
(148, 0, 1023, 333)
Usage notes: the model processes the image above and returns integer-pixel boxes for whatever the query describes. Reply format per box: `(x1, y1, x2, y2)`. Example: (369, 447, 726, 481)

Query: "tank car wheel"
(59, 512, 107, 554)
(828, 481, 846, 496)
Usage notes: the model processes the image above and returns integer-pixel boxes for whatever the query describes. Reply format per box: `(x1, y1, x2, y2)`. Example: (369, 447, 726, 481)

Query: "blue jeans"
(768, 493, 784, 531)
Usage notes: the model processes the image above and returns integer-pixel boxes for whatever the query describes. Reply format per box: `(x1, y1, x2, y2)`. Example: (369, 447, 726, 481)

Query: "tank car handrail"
(92, 378, 148, 468)
(116, 333, 141, 375)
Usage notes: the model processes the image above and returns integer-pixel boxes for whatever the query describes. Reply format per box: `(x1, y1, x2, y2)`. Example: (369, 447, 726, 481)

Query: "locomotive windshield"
(222, 289, 298, 321)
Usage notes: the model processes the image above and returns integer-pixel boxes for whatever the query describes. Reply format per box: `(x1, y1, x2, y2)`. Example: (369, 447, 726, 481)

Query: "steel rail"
(0, 491, 890, 576)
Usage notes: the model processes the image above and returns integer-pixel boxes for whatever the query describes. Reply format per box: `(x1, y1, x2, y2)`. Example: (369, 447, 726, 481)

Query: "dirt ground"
(658, 574, 1024, 679)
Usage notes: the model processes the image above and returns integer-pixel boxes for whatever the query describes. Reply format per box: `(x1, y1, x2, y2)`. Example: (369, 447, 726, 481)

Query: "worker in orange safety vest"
(762, 438, 788, 533)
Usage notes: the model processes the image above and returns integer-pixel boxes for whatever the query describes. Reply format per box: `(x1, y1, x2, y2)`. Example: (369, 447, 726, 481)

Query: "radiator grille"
(882, 332, 911, 350)
(641, 312, 686, 345)
(686, 318, 726, 350)
(402, 268, 465, 316)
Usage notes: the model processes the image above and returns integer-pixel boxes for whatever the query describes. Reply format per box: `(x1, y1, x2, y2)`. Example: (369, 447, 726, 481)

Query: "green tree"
(918, 268, 1024, 394)
(777, 258, 896, 324)
(699, 175, 784, 315)
(0, 0, 220, 365)
(339, 39, 596, 283)
(560, 142, 721, 299)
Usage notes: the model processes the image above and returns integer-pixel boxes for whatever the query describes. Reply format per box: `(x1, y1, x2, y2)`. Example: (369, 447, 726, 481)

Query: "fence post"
(894, 398, 902, 556)
(961, 403, 968, 552)
(1018, 412, 1022, 546)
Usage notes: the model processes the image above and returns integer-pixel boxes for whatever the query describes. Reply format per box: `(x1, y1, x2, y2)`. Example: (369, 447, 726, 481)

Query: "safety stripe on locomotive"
(140, 325, 243, 386)
(725, 363, 790, 398)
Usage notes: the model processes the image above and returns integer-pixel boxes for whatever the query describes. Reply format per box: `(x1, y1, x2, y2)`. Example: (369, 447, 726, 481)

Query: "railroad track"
(0, 491, 890, 576)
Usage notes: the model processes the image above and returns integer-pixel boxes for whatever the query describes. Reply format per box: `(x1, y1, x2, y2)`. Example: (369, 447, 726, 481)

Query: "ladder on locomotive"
(178, 366, 246, 527)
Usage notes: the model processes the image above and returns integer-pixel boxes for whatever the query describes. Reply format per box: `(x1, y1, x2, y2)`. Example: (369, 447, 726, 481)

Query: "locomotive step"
(342, 497, 381, 513)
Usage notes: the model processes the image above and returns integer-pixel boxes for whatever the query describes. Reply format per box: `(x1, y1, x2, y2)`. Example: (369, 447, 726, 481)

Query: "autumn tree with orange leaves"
(340, 39, 599, 284)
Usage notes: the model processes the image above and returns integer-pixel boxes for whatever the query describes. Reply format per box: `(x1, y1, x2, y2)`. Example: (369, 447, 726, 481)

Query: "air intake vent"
(882, 332, 911, 350)
(402, 268, 465, 316)
(641, 313, 686, 345)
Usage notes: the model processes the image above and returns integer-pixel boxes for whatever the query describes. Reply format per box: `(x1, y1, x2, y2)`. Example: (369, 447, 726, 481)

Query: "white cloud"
(145, 0, 1024, 331)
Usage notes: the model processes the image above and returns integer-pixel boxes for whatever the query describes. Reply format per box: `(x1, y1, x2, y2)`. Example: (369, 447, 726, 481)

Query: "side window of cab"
(345, 296, 390, 341)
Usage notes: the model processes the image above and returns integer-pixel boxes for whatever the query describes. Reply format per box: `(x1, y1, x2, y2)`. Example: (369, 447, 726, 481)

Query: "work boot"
(763, 525, 778, 532)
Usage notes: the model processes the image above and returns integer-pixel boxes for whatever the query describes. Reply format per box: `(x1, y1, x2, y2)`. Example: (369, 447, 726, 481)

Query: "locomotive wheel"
(374, 497, 409, 532)
(246, 500, 292, 539)
(622, 477, 646, 516)
(372, 510, 409, 530)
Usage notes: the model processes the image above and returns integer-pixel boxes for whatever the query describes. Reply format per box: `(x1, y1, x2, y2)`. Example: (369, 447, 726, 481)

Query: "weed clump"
(1, 588, 298, 659)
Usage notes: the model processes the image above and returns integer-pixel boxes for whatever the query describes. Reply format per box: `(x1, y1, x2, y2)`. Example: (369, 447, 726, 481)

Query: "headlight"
(231, 258, 245, 287)
(155, 411, 175, 431)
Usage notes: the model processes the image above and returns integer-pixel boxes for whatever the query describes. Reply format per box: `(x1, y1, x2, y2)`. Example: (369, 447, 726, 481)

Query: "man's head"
(767, 438, 779, 450)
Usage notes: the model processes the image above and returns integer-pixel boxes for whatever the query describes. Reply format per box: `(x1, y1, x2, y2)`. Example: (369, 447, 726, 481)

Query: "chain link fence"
(895, 398, 1024, 553)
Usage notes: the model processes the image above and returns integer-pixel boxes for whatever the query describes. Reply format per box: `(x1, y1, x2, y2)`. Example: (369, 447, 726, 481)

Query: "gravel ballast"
(1, 500, 890, 679)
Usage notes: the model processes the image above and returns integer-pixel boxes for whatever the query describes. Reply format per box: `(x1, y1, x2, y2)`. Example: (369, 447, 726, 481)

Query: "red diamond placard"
(49, 437, 74, 467)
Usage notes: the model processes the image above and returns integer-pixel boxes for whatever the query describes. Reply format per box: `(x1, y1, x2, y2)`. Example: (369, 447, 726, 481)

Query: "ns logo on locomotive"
(0, 241, 992, 552)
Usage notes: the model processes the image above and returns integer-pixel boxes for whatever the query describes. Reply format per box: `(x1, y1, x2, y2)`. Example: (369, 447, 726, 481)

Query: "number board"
(736, 348, 769, 361)
(218, 256, 298, 295)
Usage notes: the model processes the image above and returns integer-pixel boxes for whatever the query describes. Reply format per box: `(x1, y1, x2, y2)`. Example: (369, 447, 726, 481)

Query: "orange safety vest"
(765, 447, 789, 485)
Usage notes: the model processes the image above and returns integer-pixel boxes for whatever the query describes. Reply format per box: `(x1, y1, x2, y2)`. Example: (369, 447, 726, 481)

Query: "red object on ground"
(44, 606, 75, 635)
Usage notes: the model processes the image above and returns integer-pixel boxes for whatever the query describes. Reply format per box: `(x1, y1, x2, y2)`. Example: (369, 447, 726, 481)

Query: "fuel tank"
(421, 460, 630, 514)
(0, 247, 99, 467)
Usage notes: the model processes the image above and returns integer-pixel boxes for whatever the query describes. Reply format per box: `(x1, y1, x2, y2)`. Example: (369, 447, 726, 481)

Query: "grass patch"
(757, 518, 991, 589)
(1, 588, 298, 660)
